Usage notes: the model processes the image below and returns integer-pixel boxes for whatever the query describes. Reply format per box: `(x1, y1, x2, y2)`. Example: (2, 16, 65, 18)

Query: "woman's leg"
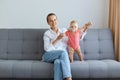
(54, 59, 62, 80)
(54, 59, 72, 80)
(58, 51, 72, 79)
(43, 50, 72, 80)
(43, 50, 63, 62)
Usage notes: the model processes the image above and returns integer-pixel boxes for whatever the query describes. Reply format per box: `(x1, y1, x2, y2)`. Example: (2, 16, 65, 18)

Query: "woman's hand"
(52, 33, 65, 46)
(56, 33, 65, 40)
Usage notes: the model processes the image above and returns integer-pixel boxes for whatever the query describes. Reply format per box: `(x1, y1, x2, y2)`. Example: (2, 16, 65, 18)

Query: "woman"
(42, 13, 72, 80)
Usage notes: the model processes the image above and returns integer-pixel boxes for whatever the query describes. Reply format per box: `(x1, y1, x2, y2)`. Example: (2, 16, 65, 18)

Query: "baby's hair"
(70, 20, 78, 24)
(70, 20, 78, 29)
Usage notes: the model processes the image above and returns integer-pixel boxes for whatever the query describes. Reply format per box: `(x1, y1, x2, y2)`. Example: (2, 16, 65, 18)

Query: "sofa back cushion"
(0, 29, 115, 60)
(0, 29, 46, 60)
(74, 29, 115, 60)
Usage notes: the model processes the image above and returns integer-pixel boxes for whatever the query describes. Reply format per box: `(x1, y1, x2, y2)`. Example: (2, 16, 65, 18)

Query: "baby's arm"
(81, 22, 92, 32)
(79, 22, 92, 40)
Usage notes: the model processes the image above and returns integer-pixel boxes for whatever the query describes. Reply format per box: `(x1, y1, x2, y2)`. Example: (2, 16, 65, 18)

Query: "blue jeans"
(43, 50, 72, 80)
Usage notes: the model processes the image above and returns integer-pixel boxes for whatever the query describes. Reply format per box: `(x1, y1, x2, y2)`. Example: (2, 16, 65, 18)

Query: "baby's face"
(69, 23, 78, 32)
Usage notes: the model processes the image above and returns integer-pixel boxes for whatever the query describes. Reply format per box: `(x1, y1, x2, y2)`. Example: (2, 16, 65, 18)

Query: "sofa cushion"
(74, 29, 115, 60)
(0, 60, 120, 78)
(71, 60, 120, 78)
(0, 29, 115, 60)
(0, 29, 47, 60)
(0, 60, 53, 78)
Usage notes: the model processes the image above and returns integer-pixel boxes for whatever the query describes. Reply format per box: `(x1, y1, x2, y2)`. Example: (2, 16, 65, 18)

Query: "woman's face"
(47, 15, 58, 29)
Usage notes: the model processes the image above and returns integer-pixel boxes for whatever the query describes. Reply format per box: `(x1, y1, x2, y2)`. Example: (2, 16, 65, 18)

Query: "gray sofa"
(0, 28, 120, 80)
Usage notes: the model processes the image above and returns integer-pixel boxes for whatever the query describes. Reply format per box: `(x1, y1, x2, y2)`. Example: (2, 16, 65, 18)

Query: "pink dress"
(65, 30, 82, 50)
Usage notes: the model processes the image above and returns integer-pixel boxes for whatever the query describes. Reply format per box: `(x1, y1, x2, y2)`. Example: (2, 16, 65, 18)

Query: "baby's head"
(69, 20, 78, 32)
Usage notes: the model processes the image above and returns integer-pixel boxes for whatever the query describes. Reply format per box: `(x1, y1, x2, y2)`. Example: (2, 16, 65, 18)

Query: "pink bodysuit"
(65, 30, 82, 50)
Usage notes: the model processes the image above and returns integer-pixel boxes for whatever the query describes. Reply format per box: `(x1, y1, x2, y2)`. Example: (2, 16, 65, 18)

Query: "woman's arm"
(52, 33, 65, 46)
(44, 32, 64, 51)
(43, 32, 55, 51)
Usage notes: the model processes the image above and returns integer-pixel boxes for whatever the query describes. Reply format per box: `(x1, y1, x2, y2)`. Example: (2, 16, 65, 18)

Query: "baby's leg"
(75, 46, 83, 61)
(68, 46, 74, 63)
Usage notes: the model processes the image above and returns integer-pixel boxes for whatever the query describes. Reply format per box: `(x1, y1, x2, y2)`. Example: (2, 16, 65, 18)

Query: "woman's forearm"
(52, 39, 59, 46)
(52, 33, 64, 46)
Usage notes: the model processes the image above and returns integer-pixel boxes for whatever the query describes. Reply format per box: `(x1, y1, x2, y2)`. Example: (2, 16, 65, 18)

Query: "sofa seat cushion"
(71, 60, 120, 78)
(0, 60, 53, 78)
(0, 60, 120, 78)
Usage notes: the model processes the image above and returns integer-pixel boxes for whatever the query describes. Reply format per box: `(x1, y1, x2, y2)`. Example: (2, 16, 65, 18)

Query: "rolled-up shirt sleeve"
(43, 32, 55, 52)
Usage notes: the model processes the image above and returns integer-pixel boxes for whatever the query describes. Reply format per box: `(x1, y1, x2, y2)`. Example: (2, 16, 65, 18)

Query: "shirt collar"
(49, 28, 61, 35)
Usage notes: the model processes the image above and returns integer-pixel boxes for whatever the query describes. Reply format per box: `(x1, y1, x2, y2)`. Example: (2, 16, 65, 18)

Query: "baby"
(65, 20, 92, 62)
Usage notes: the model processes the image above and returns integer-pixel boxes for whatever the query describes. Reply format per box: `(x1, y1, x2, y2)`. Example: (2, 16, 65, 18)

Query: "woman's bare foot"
(65, 77, 72, 80)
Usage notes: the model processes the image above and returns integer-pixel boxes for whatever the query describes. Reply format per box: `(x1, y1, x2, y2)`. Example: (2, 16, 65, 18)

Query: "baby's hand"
(82, 22, 92, 32)
(85, 22, 92, 28)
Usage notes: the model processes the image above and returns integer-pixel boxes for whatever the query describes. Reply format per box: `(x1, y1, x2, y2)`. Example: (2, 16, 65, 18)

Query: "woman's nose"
(53, 21, 55, 23)
(71, 26, 74, 28)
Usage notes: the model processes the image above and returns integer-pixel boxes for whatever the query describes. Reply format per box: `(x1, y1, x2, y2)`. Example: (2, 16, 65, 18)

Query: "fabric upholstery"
(0, 60, 120, 78)
(74, 29, 115, 60)
(0, 29, 114, 60)
(0, 28, 119, 78)
(0, 29, 46, 60)
(0, 60, 53, 78)
(71, 60, 120, 78)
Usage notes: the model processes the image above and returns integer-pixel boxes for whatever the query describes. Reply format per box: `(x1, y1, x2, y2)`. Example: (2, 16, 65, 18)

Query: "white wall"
(0, 0, 109, 28)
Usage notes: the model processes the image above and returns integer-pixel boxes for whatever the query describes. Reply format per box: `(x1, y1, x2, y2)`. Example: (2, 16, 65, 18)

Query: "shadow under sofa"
(0, 28, 120, 80)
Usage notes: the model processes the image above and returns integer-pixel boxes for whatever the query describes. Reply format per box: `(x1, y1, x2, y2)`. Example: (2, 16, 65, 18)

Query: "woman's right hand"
(52, 33, 65, 46)
(56, 33, 65, 40)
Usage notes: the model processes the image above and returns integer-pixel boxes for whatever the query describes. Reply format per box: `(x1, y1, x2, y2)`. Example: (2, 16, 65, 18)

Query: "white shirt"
(43, 28, 68, 52)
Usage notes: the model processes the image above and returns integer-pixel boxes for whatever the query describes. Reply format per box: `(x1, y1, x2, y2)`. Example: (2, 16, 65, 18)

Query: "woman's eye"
(54, 19, 57, 21)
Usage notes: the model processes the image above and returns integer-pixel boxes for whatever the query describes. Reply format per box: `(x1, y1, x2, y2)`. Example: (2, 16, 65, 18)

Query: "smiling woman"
(109, 0, 120, 61)
(42, 13, 72, 80)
